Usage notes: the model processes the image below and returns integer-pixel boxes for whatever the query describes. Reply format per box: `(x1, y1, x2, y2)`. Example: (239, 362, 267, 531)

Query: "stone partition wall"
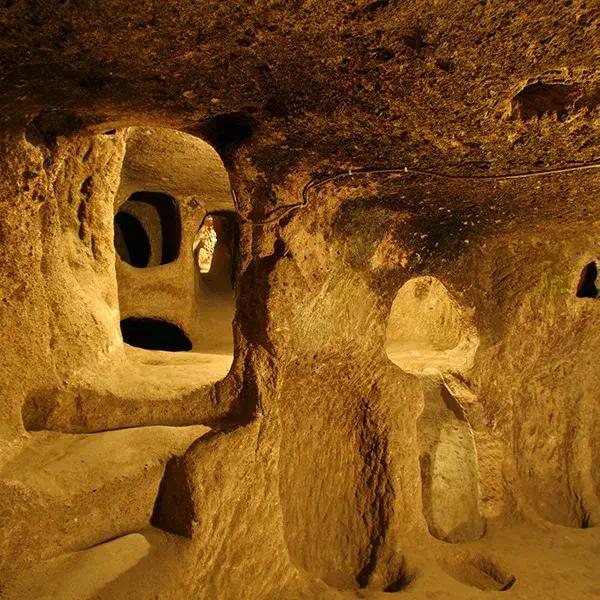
(0, 129, 126, 443)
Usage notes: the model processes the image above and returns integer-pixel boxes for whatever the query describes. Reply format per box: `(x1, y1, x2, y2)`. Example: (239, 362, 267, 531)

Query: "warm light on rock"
(0, 3, 599, 599)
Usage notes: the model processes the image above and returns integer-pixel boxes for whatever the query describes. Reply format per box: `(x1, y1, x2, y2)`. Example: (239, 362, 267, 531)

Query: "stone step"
(3, 527, 191, 600)
(0, 425, 209, 573)
(4, 531, 148, 600)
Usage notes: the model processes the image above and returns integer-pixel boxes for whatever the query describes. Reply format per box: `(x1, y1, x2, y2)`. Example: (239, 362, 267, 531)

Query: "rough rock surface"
(0, 2, 599, 599)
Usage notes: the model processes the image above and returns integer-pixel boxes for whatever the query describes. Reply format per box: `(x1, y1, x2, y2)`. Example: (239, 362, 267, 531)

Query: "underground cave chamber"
(0, 126, 247, 598)
(385, 276, 484, 543)
(2, 124, 600, 599)
(1, 5, 600, 597)
(113, 127, 237, 358)
(1, 119, 599, 600)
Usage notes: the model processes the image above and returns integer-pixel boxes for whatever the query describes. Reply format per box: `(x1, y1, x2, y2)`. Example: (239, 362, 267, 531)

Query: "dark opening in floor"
(116, 191, 181, 267)
(439, 555, 515, 592)
(576, 261, 598, 298)
(121, 317, 192, 351)
(114, 212, 151, 267)
(382, 564, 416, 592)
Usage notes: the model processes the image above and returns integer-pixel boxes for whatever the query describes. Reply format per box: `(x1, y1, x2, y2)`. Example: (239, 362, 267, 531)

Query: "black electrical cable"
(232, 160, 600, 226)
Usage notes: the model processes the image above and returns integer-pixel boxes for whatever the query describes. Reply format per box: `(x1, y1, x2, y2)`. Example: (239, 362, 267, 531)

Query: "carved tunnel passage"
(386, 276, 484, 543)
(576, 261, 599, 299)
(120, 317, 192, 352)
(114, 211, 151, 267)
(115, 191, 181, 268)
(112, 127, 236, 359)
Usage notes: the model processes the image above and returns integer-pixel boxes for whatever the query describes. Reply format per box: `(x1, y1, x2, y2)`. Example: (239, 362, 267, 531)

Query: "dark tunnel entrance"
(576, 261, 599, 299)
(114, 212, 151, 267)
(114, 191, 181, 267)
(120, 317, 192, 352)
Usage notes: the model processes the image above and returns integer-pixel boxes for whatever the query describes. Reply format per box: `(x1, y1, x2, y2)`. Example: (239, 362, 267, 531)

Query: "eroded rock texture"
(0, 1, 599, 599)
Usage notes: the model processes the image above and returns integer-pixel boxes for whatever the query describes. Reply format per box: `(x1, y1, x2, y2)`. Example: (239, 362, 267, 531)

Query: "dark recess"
(27, 110, 88, 147)
(199, 112, 256, 164)
(114, 212, 151, 267)
(127, 191, 182, 265)
(151, 456, 195, 538)
(121, 317, 192, 351)
(383, 565, 416, 592)
(511, 82, 578, 121)
(500, 576, 517, 591)
(576, 261, 598, 298)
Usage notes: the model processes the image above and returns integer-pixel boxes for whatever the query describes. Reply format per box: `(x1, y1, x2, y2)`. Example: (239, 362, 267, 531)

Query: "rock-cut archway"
(386, 276, 485, 543)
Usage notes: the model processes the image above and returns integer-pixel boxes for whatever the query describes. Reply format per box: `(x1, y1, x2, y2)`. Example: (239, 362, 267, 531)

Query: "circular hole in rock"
(115, 192, 181, 268)
(120, 317, 192, 352)
(438, 555, 515, 592)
